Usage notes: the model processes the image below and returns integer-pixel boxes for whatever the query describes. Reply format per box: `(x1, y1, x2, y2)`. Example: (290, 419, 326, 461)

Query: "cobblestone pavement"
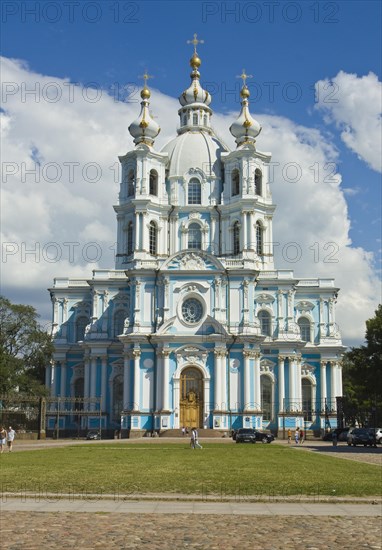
(0, 512, 381, 550)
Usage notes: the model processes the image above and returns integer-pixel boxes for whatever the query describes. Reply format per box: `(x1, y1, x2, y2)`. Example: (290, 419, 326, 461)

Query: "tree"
(0, 296, 53, 395)
(342, 305, 382, 425)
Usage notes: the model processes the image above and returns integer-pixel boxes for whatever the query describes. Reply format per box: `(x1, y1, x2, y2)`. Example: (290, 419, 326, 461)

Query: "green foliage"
(342, 305, 382, 424)
(0, 443, 380, 497)
(0, 296, 53, 395)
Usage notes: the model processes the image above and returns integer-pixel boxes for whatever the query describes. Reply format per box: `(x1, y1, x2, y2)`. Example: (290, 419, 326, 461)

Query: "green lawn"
(1, 443, 380, 497)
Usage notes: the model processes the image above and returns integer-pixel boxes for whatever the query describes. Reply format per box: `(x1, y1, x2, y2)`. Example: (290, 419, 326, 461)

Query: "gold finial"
(187, 33, 204, 54)
(139, 71, 154, 99)
(237, 69, 253, 99)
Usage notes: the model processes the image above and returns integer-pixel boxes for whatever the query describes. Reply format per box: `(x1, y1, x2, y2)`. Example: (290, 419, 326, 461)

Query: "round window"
(182, 298, 203, 324)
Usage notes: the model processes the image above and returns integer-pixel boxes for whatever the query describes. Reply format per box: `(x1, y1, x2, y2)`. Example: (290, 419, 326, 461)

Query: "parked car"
(373, 428, 382, 444)
(86, 430, 101, 440)
(346, 428, 375, 447)
(235, 428, 275, 444)
(322, 428, 350, 442)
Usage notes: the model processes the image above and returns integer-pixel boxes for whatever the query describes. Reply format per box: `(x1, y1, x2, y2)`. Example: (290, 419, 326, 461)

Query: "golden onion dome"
(140, 87, 151, 100)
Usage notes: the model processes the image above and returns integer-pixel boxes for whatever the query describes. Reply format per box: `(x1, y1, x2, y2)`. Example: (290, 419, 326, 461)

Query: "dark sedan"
(234, 428, 275, 444)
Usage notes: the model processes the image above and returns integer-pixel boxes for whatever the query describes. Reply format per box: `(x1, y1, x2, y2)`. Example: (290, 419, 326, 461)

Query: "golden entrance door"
(180, 367, 203, 428)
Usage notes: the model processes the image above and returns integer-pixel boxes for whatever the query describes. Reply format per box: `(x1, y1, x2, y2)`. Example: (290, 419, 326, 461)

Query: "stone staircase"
(159, 429, 229, 438)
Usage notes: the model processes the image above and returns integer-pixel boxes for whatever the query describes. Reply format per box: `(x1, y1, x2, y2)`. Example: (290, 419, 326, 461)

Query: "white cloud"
(1, 57, 380, 345)
(315, 71, 382, 173)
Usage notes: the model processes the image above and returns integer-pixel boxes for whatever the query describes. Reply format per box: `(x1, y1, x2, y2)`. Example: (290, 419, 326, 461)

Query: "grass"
(1, 443, 380, 497)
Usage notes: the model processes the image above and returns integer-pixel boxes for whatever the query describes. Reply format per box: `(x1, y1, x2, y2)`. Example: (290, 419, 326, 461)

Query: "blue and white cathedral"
(47, 39, 345, 436)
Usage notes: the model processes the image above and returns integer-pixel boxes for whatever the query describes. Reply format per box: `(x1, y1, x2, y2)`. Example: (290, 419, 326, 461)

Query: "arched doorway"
(180, 367, 203, 428)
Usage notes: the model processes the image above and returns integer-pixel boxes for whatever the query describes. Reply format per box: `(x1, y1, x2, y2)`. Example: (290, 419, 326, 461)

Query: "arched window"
(188, 178, 201, 205)
(127, 170, 135, 197)
(256, 221, 263, 255)
(302, 378, 313, 421)
(75, 316, 88, 341)
(231, 169, 240, 196)
(127, 221, 133, 255)
(149, 221, 157, 255)
(182, 114, 187, 125)
(255, 169, 262, 196)
(261, 375, 273, 420)
(112, 375, 123, 422)
(258, 310, 271, 337)
(193, 113, 198, 125)
(203, 114, 208, 126)
(149, 170, 158, 196)
(298, 317, 311, 342)
(114, 310, 126, 338)
(233, 221, 240, 255)
(188, 223, 202, 250)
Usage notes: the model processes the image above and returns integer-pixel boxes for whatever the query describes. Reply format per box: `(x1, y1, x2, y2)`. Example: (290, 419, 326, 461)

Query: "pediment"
(160, 251, 224, 272)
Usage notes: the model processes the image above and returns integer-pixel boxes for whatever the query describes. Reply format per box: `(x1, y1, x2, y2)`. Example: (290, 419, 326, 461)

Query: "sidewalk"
(1, 498, 381, 516)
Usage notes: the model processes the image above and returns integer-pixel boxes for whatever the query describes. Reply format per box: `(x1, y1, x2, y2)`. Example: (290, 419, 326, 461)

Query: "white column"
(142, 212, 148, 252)
(336, 361, 343, 397)
(289, 357, 296, 406)
(133, 349, 141, 410)
(214, 350, 222, 410)
(249, 212, 254, 249)
(156, 350, 162, 412)
(278, 356, 285, 412)
(123, 352, 130, 409)
(90, 356, 97, 411)
(210, 215, 216, 253)
(330, 360, 337, 401)
(296, 357, 302, 405)
(254, 352, 261, 410)
(101, 356, 107, 412)
(221, 351, 227, 410)
(60, 361, 66, 399)
(162, 349, 170, 411)
(241, 212, 248, 250)
(320, 360, 327, 405)
(135, 212, 140, 250)
(50, 362, 56, 397)
(243, 351, 251, 410)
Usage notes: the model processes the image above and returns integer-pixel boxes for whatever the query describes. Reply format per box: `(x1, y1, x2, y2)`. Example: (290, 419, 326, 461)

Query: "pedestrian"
(287, 429, 292, 444)
(190, 428, 196, 449)
(7, 426, 16, 452)
(181, 426, 185, 437)
(193, 428, 203, 449)
(299, 429, 304, 444)
(332, 431, 338, 447)
(0, 426, 6, 453)
(294, 427, 299, 444)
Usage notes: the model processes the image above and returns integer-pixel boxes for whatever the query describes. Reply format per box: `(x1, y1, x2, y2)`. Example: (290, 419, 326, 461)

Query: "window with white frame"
(255, 168, 262, 196)
(231, 169, 240, 196)
(261, 375, 273, 420)
(233, 221, 240, 255)
(113, 310, 126, 338)
(298, 317, 311, 342)
(256, 221, 263, 255)
(127, 170, 135, 197)
(75, 316, 88, 341)
(188, 178, 201, 205)
(149, 170, 158, 196)
(188, 223, 202, 250)
(302, 378, 313, 421)
(258, 310, 271, 337)
(149, 221, 157, 255)
(127, 222, 133, 255)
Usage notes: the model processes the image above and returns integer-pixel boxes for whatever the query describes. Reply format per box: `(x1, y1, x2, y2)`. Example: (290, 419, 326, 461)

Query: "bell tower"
(221, 70, 276, 269)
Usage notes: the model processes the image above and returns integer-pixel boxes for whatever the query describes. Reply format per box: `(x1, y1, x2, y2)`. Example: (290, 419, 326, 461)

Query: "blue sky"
(1, 0, 381, 345)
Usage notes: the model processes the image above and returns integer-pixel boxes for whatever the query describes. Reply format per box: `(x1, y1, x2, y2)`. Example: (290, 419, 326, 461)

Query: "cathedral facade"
(47, 42, 345, 436)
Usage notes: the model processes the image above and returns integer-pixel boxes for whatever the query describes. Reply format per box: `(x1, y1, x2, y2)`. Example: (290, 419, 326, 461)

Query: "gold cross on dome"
(139, 71, 154, 85)
(237, 69, 253, 86)
(187, 33, 204, 54)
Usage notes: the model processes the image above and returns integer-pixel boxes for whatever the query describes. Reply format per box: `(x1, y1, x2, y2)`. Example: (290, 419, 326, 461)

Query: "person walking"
(193, 428, 203, 449)
(6, 427, 16, 452)
(190, 428, 196, 449)
(299, 429, 304, 444)
(294, 427, 300, 445)
(287, 429, 292, 444)
(0, 427, 6, 453)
